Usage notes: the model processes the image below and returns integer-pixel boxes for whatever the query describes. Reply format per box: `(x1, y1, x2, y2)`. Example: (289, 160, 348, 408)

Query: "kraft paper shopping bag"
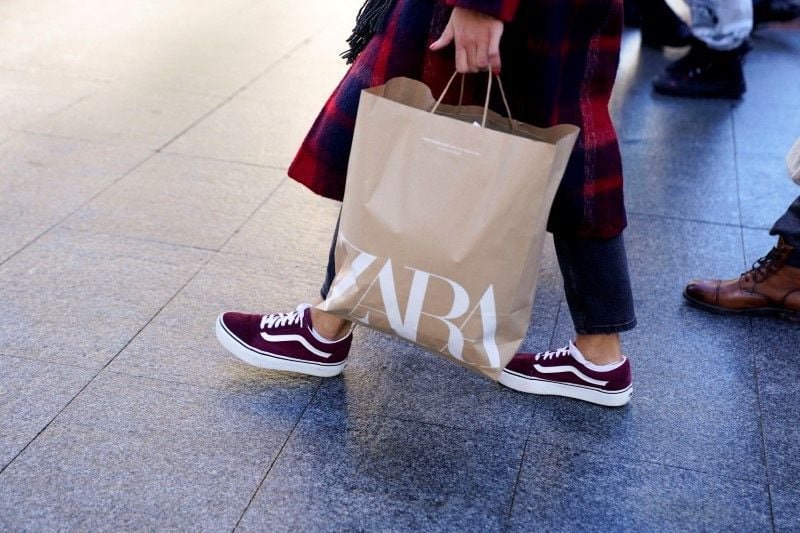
(318, 74, 579, 380)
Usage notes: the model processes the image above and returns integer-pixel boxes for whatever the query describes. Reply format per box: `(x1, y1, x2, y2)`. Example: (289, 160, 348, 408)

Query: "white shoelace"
(260, 306, 305, 330)
(535, 346, 570, 362)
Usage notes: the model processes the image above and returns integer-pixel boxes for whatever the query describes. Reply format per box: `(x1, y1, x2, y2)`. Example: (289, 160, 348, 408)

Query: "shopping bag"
(317, 73, 580, 380)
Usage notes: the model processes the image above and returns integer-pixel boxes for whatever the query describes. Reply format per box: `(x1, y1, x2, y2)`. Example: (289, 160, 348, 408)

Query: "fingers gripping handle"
(430, 71, 515, 130)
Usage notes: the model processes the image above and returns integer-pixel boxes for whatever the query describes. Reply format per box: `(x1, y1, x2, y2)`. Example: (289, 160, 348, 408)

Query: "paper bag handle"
(430, 71, 516, 131)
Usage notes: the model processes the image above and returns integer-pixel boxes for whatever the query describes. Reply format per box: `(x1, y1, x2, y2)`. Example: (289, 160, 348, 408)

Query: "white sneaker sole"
(498, 369, 632, 407)
(215, 315, 346, 378)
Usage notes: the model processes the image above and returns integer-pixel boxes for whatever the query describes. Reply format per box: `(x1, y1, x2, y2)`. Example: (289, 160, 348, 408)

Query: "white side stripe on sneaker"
(533, 364, 609, 386)
(259, 333, 332, 358)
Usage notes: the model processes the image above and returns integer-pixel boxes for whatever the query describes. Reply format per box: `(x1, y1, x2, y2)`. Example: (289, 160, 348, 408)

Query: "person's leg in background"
(653, 0, 753, 98)
(626, 0, 693, 48)
(684, 195, 800, 319)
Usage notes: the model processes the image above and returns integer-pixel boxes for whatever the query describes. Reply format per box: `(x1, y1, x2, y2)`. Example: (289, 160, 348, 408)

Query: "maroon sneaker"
(215, 304, 351, 377)
(498, 341, 632, 407)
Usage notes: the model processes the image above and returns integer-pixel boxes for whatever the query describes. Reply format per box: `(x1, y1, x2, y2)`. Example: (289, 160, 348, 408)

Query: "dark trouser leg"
(319, 214, 340, 300)
(554, 233, 637, 335)
(769, 195, 800, 268)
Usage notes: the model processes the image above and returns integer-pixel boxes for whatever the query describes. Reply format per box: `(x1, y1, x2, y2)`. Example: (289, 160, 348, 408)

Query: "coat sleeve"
(443, 0, 519, 22)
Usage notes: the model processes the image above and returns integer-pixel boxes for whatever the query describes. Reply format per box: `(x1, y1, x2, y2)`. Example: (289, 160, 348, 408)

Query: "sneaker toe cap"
(218, 311, 261, 338)
(504, 352, 537, 374)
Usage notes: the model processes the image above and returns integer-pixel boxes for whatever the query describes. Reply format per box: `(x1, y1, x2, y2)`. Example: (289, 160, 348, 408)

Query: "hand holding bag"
(318, 73, 579, 380)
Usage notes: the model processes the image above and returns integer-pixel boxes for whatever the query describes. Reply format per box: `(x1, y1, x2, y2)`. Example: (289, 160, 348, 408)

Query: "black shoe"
(638, 0, 693, 47)
(641, 20, 693, 48)
(653, 41, 748, 99)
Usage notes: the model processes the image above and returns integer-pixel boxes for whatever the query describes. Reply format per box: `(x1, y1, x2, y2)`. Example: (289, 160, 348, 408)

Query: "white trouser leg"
(687, 0, 753, 50)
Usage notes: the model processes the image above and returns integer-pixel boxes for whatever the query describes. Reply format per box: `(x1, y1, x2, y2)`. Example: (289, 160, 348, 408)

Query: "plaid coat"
(288, 0, 626, 238)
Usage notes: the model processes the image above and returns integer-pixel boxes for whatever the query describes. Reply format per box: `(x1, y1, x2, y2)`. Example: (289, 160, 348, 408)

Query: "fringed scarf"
(340, 0, 397, 64)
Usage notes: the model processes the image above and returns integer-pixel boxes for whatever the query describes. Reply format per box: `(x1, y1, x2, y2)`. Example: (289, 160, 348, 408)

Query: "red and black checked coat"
(288, 0, 626, 238)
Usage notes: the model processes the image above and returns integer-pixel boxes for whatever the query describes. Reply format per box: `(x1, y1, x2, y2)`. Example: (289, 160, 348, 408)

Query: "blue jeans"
(320, 219, 637, 336)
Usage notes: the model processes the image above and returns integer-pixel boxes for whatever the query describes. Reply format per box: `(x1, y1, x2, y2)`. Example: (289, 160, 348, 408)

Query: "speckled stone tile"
(63, 152, 284, 250)
(733, 36, 800, 161)
(528, 294, 766, 483)
(0, 355, 94, 470)
(163, 87, 327, 169)
(106, 251, 326, 394)
(621, 138, 740, 225)
(614, 88, 734, 145)
(237, 408, 524, 532)
(624, 213, 746, 297)
(0, 68, 104, 131)
(0, 371, 313, 531)
(739, 29, 800, 109)
(161, 6, 355, 167)
(0, 132, 151, 228)
(507, 445, 771, 532)
(773, 486, 800, 532)
(22, 85, 222, 149)
(750, 315, 800, 491)
(0, 220, 47, 264)
(736, 150, 800, 230)
(0, 228, 210, 368)
(221, 179, 341, 266)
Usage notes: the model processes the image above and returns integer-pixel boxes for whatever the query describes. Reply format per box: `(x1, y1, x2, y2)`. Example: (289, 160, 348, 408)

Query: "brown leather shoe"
(683, 239, 800, 320)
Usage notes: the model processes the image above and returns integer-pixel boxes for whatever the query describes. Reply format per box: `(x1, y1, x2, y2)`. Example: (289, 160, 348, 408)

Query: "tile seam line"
(0, 151, 157, 270)
(0, 167, 290, 476)
(11, 127, 139, 148)
(57, 225, 219, 254)
(733, 106, 776, 530)
(1, 143, 285, 270)
(232, 381, 323, 531)
(626, 210, 746, 230)
(103, 365, 534, 439)
(156, 23, 329, 154)
(526, 435, 769, 485)
(500, 300, 563, 529)
(213, 176, 286, 253)
(207, 246, 344, 267)
(345, 411, 530, 440)
(156, 150, 288, 171)
(752, 345, 777, 532)
(503, 440, 530, 532)
(35, 92, 96, 123)
(731, 101, 747, 267)
(0, 65, 114, 85)
(0, 248, 216, 479)
(0, 352, 97, 373)
(748, 319, 777, 530)
(103, 368, 319, 401)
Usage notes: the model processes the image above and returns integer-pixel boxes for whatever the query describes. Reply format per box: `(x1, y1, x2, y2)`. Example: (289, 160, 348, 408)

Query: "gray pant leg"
(770, 195, 800, 267)
(687, 0, 753, 50)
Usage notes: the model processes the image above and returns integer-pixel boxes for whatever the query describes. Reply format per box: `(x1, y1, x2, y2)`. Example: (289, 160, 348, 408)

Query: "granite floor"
(1, 1, 799, 531)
